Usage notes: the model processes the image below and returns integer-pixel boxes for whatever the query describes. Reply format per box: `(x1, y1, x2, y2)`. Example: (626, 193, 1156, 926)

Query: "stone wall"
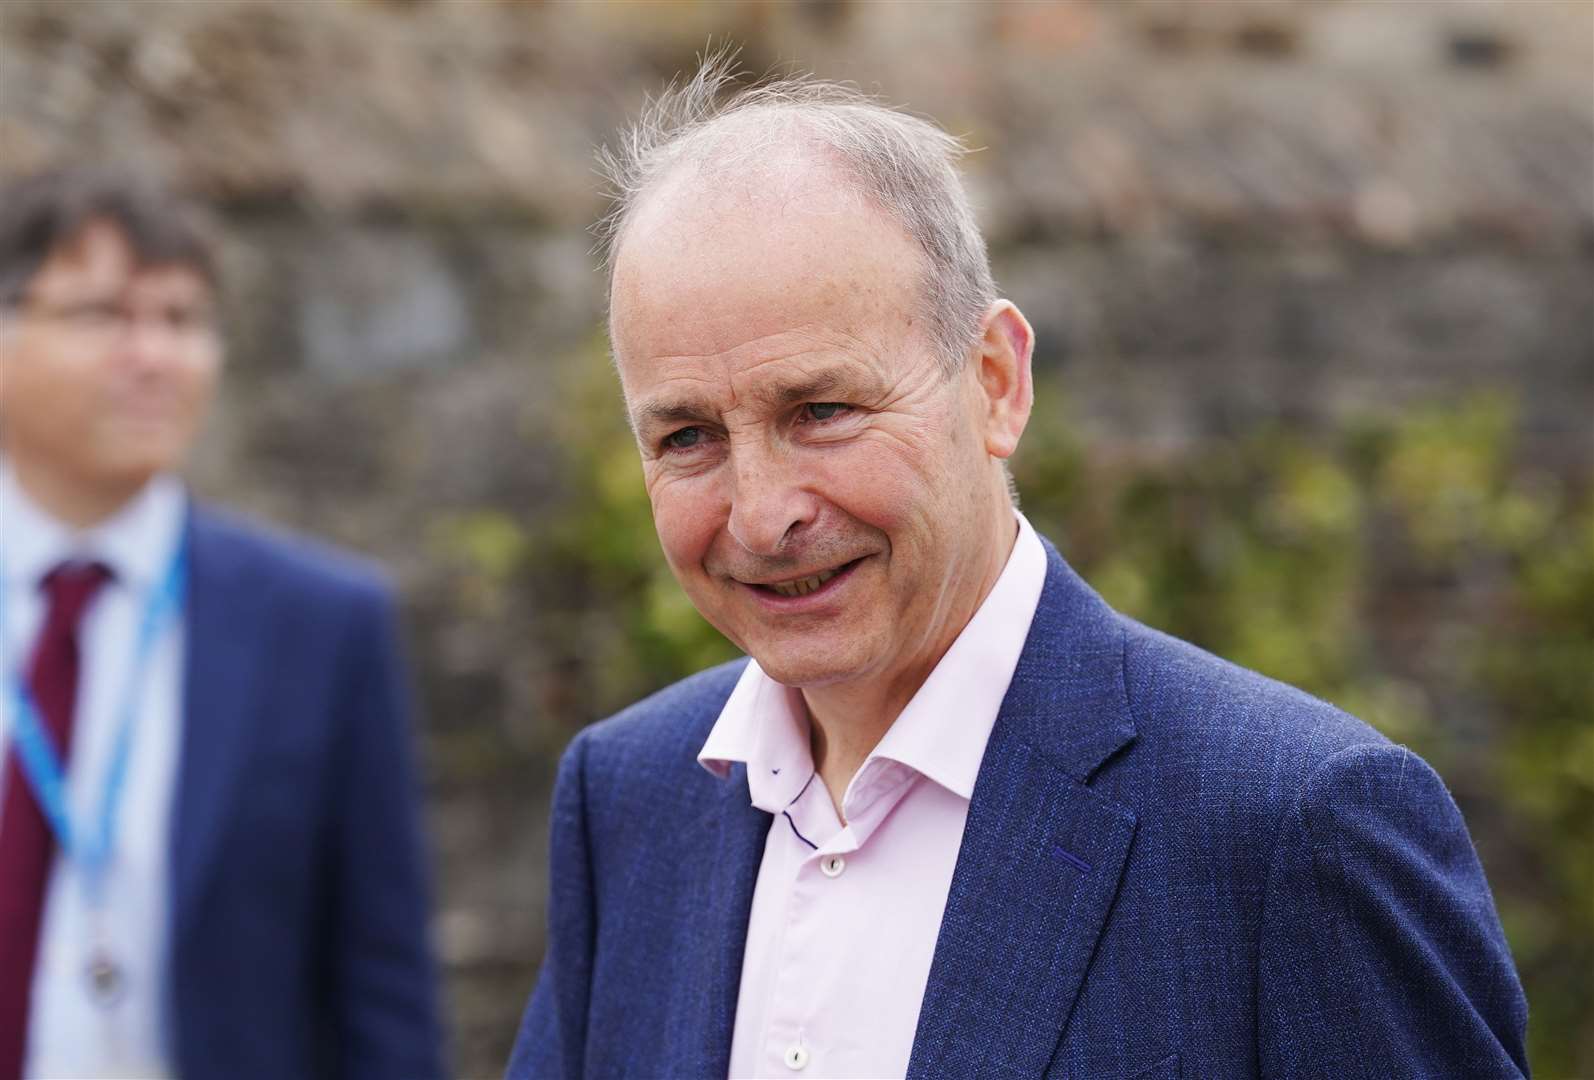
(3, 1, 1590, 1072)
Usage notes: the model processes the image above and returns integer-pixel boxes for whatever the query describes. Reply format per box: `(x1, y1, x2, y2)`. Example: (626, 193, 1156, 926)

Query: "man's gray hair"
(596, 52, 997, 377)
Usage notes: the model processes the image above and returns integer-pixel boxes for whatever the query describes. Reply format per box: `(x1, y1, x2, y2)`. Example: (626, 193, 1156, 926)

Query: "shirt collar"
(698, 511, 1049, 808)
(0, 461, 187, 593)
(697, 660, 814, 813)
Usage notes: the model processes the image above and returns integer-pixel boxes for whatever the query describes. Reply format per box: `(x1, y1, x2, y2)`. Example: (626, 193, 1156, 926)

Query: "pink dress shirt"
(698, 512, 1048, 1079)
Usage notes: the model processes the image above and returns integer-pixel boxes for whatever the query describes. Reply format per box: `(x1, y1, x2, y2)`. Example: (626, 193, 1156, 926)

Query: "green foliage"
(1479, 501, 1594, 1074)
(430, 509, 532, 620)
(466, 339, 1591, 1072)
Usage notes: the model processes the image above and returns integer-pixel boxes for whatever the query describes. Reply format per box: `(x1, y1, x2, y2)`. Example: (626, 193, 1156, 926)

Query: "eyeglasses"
(7, 296, 218, 339)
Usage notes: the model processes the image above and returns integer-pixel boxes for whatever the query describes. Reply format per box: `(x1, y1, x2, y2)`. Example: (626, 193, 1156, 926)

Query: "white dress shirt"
(0, 464, 185, 1079)
(699, 512, 1048, 1079)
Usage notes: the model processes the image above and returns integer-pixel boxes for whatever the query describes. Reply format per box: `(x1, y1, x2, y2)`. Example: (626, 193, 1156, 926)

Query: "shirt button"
(783, 1043, 809, 1071)
(820, 854, 845, 878)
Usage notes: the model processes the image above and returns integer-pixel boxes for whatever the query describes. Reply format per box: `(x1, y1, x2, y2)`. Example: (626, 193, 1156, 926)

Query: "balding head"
(610, 151, 932, 387)
(596, 52, 996, 377)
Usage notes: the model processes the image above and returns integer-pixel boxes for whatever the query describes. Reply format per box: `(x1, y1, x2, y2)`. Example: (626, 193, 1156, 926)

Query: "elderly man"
(0, 170, 444, 1079)
(510, 63, 1528, 1079)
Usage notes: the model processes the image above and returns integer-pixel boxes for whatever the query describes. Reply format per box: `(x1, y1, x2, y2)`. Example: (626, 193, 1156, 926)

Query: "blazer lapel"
(171, 508, 273, 930)
(908, 541, 1139, 1079)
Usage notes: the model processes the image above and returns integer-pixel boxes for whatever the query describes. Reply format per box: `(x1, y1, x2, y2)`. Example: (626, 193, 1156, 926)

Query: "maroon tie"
(0, 562, 110, 1080)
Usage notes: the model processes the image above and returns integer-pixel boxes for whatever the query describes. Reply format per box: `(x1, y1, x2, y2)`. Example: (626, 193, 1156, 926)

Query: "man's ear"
(972, 300, 1034, 460)
(0, 316, 14, 408)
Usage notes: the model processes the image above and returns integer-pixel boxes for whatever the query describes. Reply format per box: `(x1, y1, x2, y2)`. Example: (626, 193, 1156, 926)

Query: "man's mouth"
(742, 558, 864, 599)
(767, 567, 841, 598)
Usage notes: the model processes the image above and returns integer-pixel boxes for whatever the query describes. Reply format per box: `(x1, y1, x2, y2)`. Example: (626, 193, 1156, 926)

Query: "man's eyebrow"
(632, 368, 866, 430)
(634, 400, 716, 431)
(749, 370, 853, 410)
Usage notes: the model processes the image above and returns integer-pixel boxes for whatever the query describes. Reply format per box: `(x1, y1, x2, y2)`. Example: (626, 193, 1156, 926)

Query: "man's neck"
(5, 456, 148, 530)
(801, 508, 1021, 817)
(802, 685, 897, 819)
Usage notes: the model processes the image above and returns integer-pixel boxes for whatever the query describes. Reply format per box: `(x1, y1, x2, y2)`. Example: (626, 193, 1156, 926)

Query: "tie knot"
(40, 561, 113, 628)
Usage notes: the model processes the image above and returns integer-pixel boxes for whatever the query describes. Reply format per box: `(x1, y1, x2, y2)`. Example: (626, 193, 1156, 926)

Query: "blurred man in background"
(0, 169, 444, 1080)
(511, 60, 1528, 1079)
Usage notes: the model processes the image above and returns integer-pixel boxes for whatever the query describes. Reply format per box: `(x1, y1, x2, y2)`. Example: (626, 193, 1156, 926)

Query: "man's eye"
(67, 302, 124, 328)
(164, 305, 216, 332)
(804, 402, 851, 422)
(663, 427, 703, 451)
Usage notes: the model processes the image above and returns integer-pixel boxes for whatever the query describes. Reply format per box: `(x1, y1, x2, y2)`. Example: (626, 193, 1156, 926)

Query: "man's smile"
(734, 556, 868, 604)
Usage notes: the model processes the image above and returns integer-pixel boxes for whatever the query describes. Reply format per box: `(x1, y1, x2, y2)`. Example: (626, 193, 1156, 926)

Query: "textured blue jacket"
(510, 538, 1528, 1079)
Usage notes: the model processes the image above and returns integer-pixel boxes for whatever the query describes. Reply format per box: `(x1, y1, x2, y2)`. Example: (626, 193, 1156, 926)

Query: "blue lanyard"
(1, 539, 187, 904)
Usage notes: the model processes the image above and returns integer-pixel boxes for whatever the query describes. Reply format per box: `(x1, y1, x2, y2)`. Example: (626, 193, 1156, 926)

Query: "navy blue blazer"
(510, 537, 1528, 1079)
(169, 505, 444, 1079)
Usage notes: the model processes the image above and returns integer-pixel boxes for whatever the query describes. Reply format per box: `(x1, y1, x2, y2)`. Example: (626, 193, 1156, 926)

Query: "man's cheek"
(185, 353, 222, 409)
(827, 472, 911, 536)
(653, 504, 713, 571)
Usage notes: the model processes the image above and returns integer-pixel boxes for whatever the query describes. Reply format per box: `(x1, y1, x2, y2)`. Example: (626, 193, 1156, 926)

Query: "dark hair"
(0, 167, 219, 308)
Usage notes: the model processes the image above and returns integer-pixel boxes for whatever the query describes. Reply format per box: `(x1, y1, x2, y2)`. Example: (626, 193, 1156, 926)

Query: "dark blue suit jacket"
(169, 505, 444, 1079)
(511, 536, 1529, 1079)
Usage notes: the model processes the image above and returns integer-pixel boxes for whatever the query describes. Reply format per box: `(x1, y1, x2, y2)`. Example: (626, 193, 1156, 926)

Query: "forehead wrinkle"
(747, 370, 844, 411)
(632, 323, 867, 397)
(727, 326, 895, 398)
(628, 370, 734, 430)
(612, 166, 927, 345)
(657, 312, 893, 401)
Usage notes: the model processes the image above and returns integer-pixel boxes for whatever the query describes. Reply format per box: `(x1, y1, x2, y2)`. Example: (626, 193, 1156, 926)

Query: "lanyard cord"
(0, 539, 187, 903)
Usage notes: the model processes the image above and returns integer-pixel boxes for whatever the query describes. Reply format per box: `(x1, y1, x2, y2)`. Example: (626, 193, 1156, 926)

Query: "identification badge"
(85, 947, 126, 1009)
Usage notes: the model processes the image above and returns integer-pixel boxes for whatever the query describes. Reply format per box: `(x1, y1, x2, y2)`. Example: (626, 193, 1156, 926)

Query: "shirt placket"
(759, 759, 926, 1077)
(762, 773, 856, 1076)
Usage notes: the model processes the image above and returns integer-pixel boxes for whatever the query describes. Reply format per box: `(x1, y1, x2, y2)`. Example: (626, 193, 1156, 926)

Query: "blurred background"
(3, 0, 1590, 1074)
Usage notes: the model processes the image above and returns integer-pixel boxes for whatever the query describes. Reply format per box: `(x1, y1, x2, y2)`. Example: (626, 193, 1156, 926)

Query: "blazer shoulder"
(565, 659, 749, 809)
(581, 658, 749, 761)
(1099, 617, 1434, 934)
(189, 502, 392, 607)
(1116, 616, 1395, 806)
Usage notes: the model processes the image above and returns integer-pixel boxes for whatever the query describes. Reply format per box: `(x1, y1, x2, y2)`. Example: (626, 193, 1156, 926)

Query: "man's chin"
(101, 455, 172, 485)
(73, 454, 170, 503)
(744, 645, 869, 691)
(99, 431, 193, 477)
(702, 605, 879, 688)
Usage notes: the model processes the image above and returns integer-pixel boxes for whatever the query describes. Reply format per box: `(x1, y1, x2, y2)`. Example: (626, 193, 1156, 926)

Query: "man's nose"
(725, 444, 818, 557)
(118, 317, 179, 375)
